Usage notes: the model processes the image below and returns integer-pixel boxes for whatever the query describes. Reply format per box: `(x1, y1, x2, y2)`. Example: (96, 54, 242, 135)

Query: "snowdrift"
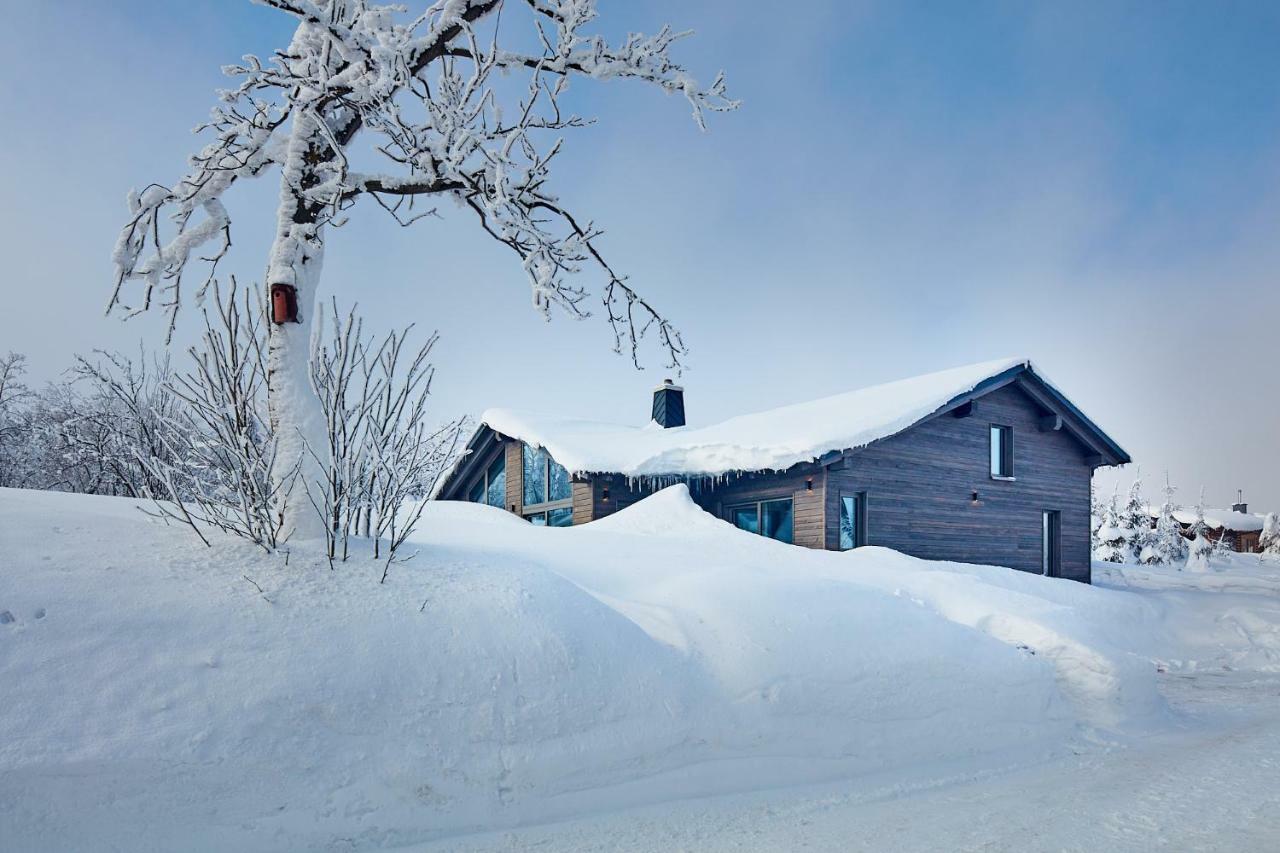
(0, 486, 1197, 851)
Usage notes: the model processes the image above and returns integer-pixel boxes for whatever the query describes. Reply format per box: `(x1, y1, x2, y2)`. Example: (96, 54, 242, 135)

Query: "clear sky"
(2, 1, 1278, 510)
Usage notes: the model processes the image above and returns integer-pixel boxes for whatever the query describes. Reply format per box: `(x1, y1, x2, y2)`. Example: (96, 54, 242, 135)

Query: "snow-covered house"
(1145, 498, 1266, 553)
(437, 359, 1131, 583)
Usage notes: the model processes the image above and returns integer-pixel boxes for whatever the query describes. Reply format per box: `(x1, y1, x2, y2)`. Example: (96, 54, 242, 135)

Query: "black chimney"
(1232, 490, 1248, 515)
(651, 379, 686, 428)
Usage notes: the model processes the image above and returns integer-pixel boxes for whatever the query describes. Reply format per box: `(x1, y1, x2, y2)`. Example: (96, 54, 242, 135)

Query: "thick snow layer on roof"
(481, 357, 1028, 476)
(1146, 505, 1265, 533)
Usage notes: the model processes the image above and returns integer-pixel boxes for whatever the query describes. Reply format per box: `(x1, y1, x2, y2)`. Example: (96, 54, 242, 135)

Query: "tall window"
(729, 498, 793, 544)
(1042, 510, 1061, 577)
(839, 492, 868, 550)
(990, 424, 1014, 478)
(522, 444, 572, 525)
(468, 452, 506, 508)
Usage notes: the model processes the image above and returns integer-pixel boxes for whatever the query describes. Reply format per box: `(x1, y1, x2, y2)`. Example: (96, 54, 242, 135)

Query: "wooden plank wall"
(504, 440, 523, 515)
(825, 383, 1094, 582)
(691, 467, 827, 549)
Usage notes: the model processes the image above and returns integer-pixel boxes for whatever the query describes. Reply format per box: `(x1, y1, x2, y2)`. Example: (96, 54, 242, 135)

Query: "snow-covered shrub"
(1186, 533, 1214, 573)
(1095, 493, 1128, 564)
(1259, 513, 1280, 559)
(1184, 492, 1214, 572)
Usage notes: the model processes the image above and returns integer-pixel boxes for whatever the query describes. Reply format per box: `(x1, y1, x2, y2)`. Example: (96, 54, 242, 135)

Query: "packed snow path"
(413, 672, 1280, 852)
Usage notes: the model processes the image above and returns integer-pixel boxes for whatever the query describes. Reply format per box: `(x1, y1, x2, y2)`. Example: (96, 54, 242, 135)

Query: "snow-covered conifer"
(1119, 475, 1150, 562)
(1260, 513, 1280, 559)
(1185, 489, 1214, 572)
(1095, 492, 1128, 564)
(1146, 474, 1188, 566)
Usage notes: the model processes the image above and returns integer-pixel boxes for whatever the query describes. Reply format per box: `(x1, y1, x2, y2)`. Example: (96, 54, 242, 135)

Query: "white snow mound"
(0, 485, 1178, 850)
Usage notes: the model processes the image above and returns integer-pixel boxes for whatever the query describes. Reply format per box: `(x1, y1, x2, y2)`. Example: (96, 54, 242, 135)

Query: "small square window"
(990, 425, 1014, 478)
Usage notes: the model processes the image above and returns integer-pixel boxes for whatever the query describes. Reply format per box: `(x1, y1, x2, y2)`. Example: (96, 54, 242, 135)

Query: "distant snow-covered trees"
(1094, 492, 1129, 564)
(2, 294, 463, 561)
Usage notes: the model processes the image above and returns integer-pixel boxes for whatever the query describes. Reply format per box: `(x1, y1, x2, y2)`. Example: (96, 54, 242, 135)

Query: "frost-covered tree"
(108, 0, 737, 537)
(1260, 513, 1280, 559)
(1144, 474, 1188, 566)
(1184, 489, 1213, 572)
(0, 352, 32, 488)
(1119, 475, 1149, 562)
(1094, 492, 1128, 564)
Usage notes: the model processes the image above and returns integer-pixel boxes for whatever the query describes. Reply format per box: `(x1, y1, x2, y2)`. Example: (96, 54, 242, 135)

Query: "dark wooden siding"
(825, 384, 1094, 582)
(687, 467, 827, 550)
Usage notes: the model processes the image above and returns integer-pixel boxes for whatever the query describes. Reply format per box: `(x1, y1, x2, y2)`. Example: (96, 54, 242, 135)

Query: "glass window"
(548, 507, 573, 527)
(527, 512, 547, 526)
(523, 445, 547, 505)
(761, 499, 793, 544)
(548, 459, 571, 502)
(730, 499, 793, 543)
(732, 505, 760, 535)
(840, 493, 866, 550)
(467, 479, 484, 504)
(990, 425, 1013, 478)
(485, 455, 506, 508)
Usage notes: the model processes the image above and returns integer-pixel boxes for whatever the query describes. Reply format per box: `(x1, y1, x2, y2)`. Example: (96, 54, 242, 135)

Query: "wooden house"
(436, 359, 1131, 583)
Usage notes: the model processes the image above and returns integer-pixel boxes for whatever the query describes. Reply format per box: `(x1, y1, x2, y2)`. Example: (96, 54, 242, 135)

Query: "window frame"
(467, 448, 507, 508)
(990, 423, 1015, 480)
(839, 491, 869, 550)
(521, 443, 573, 522)
(727, 497, 794, 544)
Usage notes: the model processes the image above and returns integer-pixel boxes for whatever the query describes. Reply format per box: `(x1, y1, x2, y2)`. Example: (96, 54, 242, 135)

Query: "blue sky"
(2, 1, 1279, 508)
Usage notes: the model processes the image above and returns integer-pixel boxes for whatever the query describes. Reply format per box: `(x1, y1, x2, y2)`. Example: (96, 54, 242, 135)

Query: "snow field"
(1, 485, 1270, 850)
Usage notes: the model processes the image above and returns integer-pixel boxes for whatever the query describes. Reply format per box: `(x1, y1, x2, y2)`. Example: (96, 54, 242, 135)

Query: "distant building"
(1147, 494, 1266, 553)
(437, 359, 1131, 583)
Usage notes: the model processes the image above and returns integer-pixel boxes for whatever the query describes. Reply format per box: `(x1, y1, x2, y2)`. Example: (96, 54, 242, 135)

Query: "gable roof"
(458, 358, 1130, 482)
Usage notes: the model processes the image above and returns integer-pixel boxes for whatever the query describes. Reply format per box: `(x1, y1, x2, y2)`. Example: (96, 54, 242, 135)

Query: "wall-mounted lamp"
(602, 486, 611, 502)
(970, 490, 984, 507)
(805, 478, 814, 491)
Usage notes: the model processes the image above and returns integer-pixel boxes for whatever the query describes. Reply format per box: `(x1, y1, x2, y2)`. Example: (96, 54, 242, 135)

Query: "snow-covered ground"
(2, 486, 1279, 851)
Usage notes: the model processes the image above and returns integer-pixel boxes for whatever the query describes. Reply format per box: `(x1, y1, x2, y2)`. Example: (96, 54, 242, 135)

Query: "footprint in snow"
(0, 611, 14, 625)
(34, 608, 46, 620)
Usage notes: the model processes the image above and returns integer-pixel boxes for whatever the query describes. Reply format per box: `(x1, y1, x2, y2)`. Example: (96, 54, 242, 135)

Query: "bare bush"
(136, 280, 294, 549)
(303, 301, 465, 571)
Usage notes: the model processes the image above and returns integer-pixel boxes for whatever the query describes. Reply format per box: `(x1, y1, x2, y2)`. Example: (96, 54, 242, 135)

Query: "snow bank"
(1095, 557, 1280, 674)
(481, 358, 1029, 476)
(0, 485, 1186, 850)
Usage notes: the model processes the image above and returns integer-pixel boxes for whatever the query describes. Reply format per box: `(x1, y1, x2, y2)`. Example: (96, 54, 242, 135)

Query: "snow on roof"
(480, 357, 1029, 477)
(1146, 505, 1265, 533)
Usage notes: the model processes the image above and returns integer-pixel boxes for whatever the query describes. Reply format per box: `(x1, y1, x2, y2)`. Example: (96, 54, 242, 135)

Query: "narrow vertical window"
(1042, 510, 1061, 577)
(523, 444, 548, 505)
(840, 492, 868, 550)
(990, 425, 1014, 478)
(485, 455, 506, 508)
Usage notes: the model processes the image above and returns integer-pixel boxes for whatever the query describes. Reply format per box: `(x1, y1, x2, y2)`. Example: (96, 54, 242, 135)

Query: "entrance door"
(1042, 511, 1061, 577)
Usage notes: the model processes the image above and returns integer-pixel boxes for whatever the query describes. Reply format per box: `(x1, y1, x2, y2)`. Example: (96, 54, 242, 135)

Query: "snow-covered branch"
(110, 0, 735, 369)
